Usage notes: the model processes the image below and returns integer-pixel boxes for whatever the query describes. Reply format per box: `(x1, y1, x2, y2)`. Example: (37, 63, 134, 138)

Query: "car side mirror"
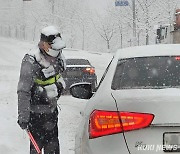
(70, 83, 93, 99)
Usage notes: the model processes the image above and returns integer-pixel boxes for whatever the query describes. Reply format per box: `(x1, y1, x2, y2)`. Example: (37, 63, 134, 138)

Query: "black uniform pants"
(29, 108, 60, 154)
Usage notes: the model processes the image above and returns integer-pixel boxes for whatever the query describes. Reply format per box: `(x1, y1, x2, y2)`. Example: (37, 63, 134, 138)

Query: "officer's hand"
(17, 120, 29, 130)
(56, 82, 63, 97)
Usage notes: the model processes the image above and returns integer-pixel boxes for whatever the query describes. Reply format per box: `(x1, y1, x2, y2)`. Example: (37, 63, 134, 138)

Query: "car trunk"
(111, 88, 180, 153)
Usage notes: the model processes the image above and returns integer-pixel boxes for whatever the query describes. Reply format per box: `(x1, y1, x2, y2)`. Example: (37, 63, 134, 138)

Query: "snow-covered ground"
(0, 37, 113, 153)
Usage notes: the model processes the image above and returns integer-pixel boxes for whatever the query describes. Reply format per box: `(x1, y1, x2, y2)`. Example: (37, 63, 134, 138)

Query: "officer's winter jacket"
(17, 48, 66, 124)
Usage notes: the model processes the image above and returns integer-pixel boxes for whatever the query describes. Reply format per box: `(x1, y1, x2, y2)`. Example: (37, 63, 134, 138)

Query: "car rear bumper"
(76, 126, 180, 154)
(123, 126, 180, 153)
(75, 133, 129, 154)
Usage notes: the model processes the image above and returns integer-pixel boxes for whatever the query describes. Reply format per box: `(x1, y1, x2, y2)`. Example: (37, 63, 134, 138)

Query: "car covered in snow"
(69, 44, 180, 154)
(63, 58, 97, 93)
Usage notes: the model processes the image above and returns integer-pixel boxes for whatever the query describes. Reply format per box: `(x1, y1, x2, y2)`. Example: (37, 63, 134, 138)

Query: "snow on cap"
(41, 26, 59, 37)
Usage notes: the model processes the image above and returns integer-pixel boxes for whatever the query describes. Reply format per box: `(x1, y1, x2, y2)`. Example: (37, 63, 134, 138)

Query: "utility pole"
(115, 0, 129, 48)
(22, 1, 27, 40)
(118, 24, 123, 48)
(115, 0, 136, 45)
(52, 0, 55, 14)
(145, 0, 149, 45)
(51, 0, 55, 24)
(132, 0, 136, 38)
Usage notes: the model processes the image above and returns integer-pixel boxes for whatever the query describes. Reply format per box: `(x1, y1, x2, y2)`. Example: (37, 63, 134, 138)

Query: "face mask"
(46, 37, 66, 57)
(47, 48, 61, 57)
(51, 37, 66, 51)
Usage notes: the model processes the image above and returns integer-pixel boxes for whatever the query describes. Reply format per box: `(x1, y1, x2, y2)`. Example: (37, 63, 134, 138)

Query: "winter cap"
(41, 26, 59, 36)
(40, 26, 61, 43)
(40, 26, 66, 57)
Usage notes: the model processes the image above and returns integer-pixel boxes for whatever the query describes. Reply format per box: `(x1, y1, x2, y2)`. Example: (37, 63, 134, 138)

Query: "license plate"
(163, 132, 180, 152)
(67, 71, 82, 77)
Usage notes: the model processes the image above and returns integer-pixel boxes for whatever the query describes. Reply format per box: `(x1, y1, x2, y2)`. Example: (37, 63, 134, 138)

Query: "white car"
(70, 44, 180, 154)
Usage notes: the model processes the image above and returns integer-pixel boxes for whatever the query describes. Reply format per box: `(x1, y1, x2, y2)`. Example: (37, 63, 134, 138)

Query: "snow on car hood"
(111, 88, 180, 124)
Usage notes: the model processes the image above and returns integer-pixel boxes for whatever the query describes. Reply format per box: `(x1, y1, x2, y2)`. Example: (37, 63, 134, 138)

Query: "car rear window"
(112, 56, 180, 89)
(66, 59, 90, 65)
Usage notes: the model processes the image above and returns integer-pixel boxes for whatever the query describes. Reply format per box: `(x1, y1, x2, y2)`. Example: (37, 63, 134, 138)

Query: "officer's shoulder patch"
(29, 55, 35, 64)
(23, 54, 35, 64)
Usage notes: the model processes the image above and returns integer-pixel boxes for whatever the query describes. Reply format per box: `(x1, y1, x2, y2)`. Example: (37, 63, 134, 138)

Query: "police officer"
(17, 26, 66, 154)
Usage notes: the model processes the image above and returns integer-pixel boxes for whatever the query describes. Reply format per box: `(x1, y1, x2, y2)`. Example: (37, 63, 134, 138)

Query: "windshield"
(112, 56, 180, 89)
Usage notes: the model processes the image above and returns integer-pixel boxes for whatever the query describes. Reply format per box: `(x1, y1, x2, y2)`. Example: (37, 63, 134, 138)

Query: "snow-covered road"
(0, 37, 112, 153)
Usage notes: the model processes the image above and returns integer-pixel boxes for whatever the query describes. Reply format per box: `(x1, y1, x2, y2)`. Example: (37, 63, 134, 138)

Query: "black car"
(63, 58, 97, 93)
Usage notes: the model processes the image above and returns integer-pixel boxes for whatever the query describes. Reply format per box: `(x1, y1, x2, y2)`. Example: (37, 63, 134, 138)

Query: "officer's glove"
(57, 77, 66, 89)
(44, 84, 58, 98)
(17, 120, 29, 130)
(56, 82, 64, 97)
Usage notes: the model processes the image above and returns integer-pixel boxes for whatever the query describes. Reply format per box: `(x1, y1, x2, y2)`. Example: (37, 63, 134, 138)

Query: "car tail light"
(175, 56, 180, 60)
(83, 67, 95, 74)
(89, 110, 154, 139)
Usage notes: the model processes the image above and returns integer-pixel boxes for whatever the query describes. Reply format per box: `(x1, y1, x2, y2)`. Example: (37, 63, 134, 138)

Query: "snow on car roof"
(116, 44, 180, 59)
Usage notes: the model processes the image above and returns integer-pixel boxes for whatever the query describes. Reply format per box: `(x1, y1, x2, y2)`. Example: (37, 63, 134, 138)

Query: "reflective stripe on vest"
(34, 74, 61, 86)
